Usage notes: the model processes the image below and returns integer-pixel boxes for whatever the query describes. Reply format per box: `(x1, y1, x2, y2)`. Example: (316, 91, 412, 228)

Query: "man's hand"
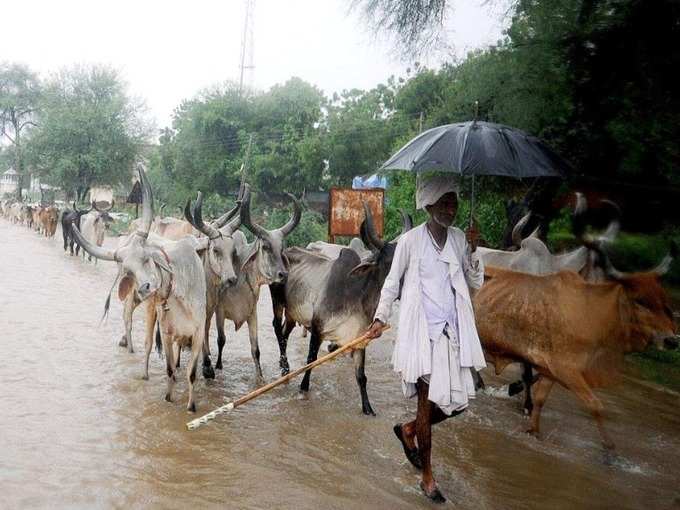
(465, 224, 480, 252)
(366, 319, 385, 339)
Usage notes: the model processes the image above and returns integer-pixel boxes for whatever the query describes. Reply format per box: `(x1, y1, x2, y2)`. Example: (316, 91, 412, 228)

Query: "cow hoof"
(187, 402, 196, 413)
(525, 428, 539, 438)
(362, 405, 376, 416)
(165, 394, 173, 403)
(508, 380, 524, 396)
(203, 365, 215, 379)
(327, 342, 339, 353)
(119, 336, 128, 347)
(256, 376, 266, 386)
(215, 361, 223, 370)
(141, 374, 149, 381)
(602, 449, 620, 466)
(522, 407, 532, 416)
(298, 390, 310, 400)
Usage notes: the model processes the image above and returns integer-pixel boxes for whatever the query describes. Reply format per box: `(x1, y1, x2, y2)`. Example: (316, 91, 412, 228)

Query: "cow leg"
(353, 348, 375, 416)
(522, 362, 534, 415)
(186, 330, 203, 413)
(564, 375, 616, 457)
(164, 337, 177, 403)
(174, 343, 181, 369)
(271, 304, 292, 376)
(120, 293, 136, 352)
(215, 308, 227, 370)
(142, 302, 156, 380)
(299, 327, 322, 394)
(247, 312, 264, 384)
(202, 312, 215, 379)
(471, 368, 485, 390)
(527, 376, 554, 436)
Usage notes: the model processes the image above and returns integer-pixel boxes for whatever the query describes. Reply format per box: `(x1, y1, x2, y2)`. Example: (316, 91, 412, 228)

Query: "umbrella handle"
(469, 175, 475, 230)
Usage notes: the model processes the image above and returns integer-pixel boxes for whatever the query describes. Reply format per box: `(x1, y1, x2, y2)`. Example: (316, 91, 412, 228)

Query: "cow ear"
(152, 252, 173, 274)
(194, 237, 209, 255)
(349, 261, 377, 276)
(118, 276, 134, 302)
(240, 247, 259, 272)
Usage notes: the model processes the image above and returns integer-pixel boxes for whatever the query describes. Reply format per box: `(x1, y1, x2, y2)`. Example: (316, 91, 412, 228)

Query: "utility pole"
(238, 0, 256, 97)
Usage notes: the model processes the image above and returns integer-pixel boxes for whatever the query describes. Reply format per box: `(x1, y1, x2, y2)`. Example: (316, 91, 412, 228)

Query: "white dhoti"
(402, 324, 476, 415)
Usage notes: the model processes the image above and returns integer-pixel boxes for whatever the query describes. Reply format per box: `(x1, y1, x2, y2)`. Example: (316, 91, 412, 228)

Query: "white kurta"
(374, 223, 486, 413)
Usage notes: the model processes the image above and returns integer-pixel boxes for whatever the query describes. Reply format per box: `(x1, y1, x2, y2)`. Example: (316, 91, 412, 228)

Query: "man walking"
(366, 173, 486, 503)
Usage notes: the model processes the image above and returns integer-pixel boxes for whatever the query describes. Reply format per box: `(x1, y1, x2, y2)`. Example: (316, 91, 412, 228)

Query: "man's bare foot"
(420, 480, 446, 504)
(393, 424, 421, 469)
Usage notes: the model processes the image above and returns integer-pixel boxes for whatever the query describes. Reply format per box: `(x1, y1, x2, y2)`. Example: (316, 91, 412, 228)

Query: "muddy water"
(1, 219, 679, 509)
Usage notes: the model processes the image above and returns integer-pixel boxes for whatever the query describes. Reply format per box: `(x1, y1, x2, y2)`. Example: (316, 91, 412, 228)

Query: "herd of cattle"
(1, 166, 678, 459)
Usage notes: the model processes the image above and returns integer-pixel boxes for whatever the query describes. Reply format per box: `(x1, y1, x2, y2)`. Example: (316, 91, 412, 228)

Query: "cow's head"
(184, 191, 242, 290)
(92, 200, 115, 230)
(239, 184, 301, 285)
(72, 165, 172, 302)
(579, 225, 677, 352)
(350, 203, 413, 281)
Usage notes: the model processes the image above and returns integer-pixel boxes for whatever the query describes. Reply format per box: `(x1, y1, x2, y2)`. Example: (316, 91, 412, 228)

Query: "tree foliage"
(25, 64, 151, 201)
(0, 62, 41, 196)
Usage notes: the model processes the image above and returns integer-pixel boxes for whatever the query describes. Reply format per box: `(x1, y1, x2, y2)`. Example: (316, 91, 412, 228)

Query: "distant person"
(366, 173, 485, 504)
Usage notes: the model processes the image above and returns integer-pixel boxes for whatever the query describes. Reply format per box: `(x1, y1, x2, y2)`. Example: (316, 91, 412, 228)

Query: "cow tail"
(100, 272, 120, 325)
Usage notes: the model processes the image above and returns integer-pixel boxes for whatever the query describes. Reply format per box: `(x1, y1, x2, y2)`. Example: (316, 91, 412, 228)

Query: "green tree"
(0, 62, 41, 198)
(26, 64, 151, 201)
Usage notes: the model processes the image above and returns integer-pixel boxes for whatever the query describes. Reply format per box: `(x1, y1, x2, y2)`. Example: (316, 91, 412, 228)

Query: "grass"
(628, 350, 680, 393)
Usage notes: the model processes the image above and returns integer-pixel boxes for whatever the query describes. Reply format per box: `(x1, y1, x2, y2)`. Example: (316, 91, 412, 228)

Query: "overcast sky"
(3, 0, 509, 130)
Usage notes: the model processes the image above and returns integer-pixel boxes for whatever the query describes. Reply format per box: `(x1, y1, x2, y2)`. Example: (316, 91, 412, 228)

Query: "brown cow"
(41, 206, 59, 237)
(474, 243, 677, 459)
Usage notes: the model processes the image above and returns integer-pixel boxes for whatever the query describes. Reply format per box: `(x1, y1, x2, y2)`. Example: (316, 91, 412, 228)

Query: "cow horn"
(652, 241, 678, 276)
(92, 200, 114, 213)
(574, 192, 587, 216)
(191, 192, 221, 240)
(362, 201, 385, 250)
(279, 193, 302, 237)
(213, 197, 242, 231)
(573, 203, 624, 280)
(183, 198, 199, 230)
(399, 209, 413, 235)
(137, 164, 154, 238)
(240, 185, 268, 239)
(598, 199, 621, 243)
(71, 224, 119, 262)
(512, 211, 532, 246)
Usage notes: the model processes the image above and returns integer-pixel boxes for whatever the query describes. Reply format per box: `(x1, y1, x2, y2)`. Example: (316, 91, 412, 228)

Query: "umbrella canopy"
(379, 121, 570, 178)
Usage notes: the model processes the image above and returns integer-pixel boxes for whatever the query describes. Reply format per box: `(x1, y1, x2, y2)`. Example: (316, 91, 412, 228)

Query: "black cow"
(270, 204, 411, 415)
(61, 202, 92, 256)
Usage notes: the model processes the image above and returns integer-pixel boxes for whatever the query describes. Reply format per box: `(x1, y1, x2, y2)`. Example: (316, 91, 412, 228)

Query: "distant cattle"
(61, 203, 93, 255)
(79, 201, 115, 263)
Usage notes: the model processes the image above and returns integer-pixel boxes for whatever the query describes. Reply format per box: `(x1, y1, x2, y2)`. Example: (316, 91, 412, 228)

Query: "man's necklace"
(426, 224, 445, 253)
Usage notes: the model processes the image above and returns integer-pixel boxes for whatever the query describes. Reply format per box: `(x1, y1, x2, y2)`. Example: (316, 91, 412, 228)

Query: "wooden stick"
(186, 324, 390, 430)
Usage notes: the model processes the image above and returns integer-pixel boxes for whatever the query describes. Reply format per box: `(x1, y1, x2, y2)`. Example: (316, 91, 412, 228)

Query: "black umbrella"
(379, 120, 571, 226)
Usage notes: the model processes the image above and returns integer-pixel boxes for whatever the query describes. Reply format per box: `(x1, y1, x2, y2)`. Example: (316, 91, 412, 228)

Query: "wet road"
(1, 219, 679, 509)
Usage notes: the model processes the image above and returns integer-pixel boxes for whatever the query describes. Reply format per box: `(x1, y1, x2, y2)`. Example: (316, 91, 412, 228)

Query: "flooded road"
(1, 219, 679, 509)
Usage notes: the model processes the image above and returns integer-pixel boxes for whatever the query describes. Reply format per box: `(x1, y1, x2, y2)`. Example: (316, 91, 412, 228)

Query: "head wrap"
(415, 173, 459, 210)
